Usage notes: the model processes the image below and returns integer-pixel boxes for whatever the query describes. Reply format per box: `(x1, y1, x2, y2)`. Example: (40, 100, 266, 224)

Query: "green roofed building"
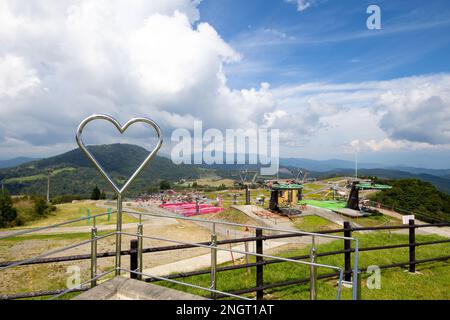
(347, 181, 392, 210)
(268, 182, 303, 212)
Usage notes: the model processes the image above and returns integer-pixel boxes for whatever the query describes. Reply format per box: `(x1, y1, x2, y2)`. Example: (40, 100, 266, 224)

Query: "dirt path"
(368, 206, 450, 238)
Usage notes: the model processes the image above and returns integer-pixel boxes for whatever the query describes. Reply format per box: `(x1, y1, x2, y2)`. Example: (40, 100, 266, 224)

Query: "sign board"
(402, 215, 415, 224)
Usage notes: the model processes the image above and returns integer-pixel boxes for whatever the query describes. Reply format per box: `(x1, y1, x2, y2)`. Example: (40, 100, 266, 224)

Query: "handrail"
(124, 207, 359, 299)
(49, 269, 116, 300)
(123, 209, 355, 240)
(0, 210, 115, 240)
(120, 232, 343, 271)
(0, 232, 116, 272)
(120, 267, 254, 300)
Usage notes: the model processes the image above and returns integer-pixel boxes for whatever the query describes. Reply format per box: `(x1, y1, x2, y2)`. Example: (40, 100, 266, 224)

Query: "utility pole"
(46, 169, 51, 203)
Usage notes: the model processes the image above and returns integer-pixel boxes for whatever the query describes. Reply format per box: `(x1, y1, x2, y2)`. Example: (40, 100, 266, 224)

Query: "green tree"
(159, 180, 171, 190)
(100, 190, 107, 200)
(34, 197, 49, 216)
(147, 186, 159, 194)
(0, 191, 18, 227)
(370, 178, 450, 222)
(91, 186, 101, 200)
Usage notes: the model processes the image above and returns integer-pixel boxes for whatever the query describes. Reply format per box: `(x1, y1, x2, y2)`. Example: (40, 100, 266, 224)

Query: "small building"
(267, 182, 303, 212)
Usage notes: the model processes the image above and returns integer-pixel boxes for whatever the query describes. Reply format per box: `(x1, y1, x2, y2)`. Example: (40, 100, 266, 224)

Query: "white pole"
(47, 173, 50, 202)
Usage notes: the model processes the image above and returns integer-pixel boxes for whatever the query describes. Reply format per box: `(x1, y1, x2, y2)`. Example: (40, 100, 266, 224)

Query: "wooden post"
(246, 186, 251, 205)
(409, 219, 416, 273)
(343, 221, 352, 282)
(130, 239, 138, 279)
(256, 228, 264, 300)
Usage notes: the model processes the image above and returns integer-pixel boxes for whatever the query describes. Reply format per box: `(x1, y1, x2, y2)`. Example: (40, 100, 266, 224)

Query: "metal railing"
(2, 209, 450, 300)
(121, 208, 359, 300)
(0, 207, 358, 300)
(0, 115, 359, 300)
(0, 210, 118, 299)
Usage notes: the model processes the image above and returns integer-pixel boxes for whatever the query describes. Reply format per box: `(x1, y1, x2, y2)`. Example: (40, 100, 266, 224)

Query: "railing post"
(256, 228, 264, 300)
(90, 226, 97, 288)
(137, 222, 143, 280)
(409, 219, 416, 273)
(130, 239, 138, 279)
(343, 221, 352, 282)
(210, 224, 217, 300)
(244, 241, 251, 274)
(309, 235, 317, 300)
(357, 270, 362, 300)
(115, 193, 123, 276)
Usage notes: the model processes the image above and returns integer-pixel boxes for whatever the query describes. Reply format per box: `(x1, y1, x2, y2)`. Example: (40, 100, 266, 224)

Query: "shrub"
(0, 191, 18, 228)
(91, 186, 101, 200)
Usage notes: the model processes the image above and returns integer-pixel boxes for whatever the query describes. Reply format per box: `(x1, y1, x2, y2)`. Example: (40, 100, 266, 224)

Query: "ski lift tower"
(239, 170, 258, 205)
(290, 168, 308, 201)
(346, 181, 392, 210)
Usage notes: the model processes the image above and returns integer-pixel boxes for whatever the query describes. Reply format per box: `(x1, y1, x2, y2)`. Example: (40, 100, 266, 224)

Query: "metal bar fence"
(1, 217, 450, 300)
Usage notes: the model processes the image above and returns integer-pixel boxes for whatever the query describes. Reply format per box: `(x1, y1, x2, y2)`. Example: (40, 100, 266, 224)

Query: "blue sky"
(200, 0, 450, 87)
(0, 0, 450, 168)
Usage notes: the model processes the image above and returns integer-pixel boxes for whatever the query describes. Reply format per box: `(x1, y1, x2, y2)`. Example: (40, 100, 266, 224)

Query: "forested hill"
(0, 144, 200, 197)
(370, 179, 450, 222)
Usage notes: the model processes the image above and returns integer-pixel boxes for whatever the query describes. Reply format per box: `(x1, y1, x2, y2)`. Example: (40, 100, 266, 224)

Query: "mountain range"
(1, 143, 450, 195)
(0, 157, 39, 169)
(0, 144, 200, 197)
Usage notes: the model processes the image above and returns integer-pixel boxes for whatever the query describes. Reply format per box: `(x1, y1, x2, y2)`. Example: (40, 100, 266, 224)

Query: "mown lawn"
(292, 215, 340, 232)
(155, 231, 450, 300)
(2, 201, 138, 230)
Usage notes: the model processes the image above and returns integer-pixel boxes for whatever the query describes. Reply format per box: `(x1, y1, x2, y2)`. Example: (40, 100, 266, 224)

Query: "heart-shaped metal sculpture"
(76, 114, 163, 195)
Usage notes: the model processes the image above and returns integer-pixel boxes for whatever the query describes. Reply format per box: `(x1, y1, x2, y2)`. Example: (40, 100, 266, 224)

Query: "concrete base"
(72, 276, 208, 300)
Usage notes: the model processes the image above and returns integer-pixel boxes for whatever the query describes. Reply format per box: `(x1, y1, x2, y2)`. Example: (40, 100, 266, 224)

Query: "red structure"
(160, 202, 224, 217)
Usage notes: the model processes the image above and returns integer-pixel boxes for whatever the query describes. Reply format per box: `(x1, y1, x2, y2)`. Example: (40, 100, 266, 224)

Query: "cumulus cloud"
(272, 74, 450, 152)
(376, 76, 450, 145)
(1, 0, 449, 161)
(349, 138, 442, 152)
(0, 0, 277, 157)
(0, 55, 40, 98)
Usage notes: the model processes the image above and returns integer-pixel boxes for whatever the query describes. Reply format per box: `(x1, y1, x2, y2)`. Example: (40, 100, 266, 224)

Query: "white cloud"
(1, 0, 449, 163)
(349, 138, 444, 152)
(285, 0, 320, 12)
(0, 55, 40, 98)
(271, 74, 450, 152)
(0, 0, 275, 157)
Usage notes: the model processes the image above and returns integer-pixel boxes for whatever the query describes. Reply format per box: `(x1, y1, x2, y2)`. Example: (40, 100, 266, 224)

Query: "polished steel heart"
(76, 114, 163, 195)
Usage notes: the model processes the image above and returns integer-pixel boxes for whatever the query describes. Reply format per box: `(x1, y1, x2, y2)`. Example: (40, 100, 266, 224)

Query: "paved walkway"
(142, 240, 288, 278)
(368, 206, 450, 238)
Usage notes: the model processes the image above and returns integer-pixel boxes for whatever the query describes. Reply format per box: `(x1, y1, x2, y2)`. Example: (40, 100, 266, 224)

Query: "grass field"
(205, 208, 256, 225)
(4, 167, 76, 183)
(302, 199, 347, 211)
(350, 213, 402, 228)
(1, 201, 138, 230)
(292, 215, 340, 231)
(156, 231, 450, 300)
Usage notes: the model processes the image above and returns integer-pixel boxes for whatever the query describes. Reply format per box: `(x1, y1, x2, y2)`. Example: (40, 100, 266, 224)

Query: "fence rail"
(1, 218, 450, 300)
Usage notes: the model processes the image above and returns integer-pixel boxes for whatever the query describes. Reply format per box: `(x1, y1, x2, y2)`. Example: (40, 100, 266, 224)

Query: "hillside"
(314, 168, 450, 194)
(0, 157, 39, 169)
(369, 179, 450, 222)
(0, 144, 200, 197)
